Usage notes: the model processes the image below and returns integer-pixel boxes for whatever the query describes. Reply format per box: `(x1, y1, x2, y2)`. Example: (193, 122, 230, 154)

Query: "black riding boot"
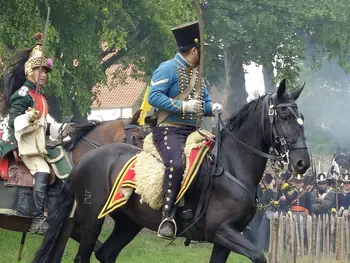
(158, 192, 177, 239)
(157, 166, 183, 240)
(30, 172, 50, 235)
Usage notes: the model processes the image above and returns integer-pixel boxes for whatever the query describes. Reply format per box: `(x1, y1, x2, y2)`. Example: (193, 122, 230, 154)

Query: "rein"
(179, 93, 307, 243)
(82, 136, 102, 148)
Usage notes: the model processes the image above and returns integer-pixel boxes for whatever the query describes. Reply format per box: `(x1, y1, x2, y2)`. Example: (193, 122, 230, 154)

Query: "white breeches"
(21, 155, 50, 175)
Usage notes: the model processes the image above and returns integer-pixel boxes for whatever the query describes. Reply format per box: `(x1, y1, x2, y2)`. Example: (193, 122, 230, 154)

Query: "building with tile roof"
(88, 63, 147, 121)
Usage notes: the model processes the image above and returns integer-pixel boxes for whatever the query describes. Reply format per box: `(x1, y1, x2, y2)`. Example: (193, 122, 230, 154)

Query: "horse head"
(272, 79, 310, 174)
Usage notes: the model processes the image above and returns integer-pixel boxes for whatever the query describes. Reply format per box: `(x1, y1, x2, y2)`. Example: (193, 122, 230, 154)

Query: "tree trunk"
(263, 63, 274, 94)
(223, 47, 248, 117)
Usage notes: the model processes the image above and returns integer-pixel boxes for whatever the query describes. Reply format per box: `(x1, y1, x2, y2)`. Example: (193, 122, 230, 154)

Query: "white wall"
(88, 108, 132, 121)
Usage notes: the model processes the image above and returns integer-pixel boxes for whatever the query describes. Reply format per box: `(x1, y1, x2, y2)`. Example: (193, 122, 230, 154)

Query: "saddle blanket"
(98, 130, 214, 219)
(0, 145, 73, 188)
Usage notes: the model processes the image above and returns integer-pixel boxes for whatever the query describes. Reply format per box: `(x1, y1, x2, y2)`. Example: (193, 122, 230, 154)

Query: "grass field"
(0, 221, 250, 263)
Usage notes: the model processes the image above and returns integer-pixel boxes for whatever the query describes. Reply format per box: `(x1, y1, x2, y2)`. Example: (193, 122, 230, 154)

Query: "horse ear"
(276, 79, 287, 99)
(291, 82, 305, 101)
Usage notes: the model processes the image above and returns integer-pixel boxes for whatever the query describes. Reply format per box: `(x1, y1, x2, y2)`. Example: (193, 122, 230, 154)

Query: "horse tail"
(32, 175, 75, 263)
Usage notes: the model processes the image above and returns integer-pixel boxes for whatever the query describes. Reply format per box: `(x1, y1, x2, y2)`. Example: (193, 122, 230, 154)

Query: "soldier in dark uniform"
(311, 173, 335, 215)
(288, 173, 312, 217)
(275, 170, 293, 213)
(254, 172, 275, 251)
(337, 173, 350, 217)
(148, 21, 223, 239)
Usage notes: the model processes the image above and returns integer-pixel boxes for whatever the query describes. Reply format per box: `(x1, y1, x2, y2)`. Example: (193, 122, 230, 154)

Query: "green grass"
(0, 221, 251, 263)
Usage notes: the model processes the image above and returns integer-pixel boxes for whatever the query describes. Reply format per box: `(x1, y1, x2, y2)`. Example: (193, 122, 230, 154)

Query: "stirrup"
(157, 217, 177, 240)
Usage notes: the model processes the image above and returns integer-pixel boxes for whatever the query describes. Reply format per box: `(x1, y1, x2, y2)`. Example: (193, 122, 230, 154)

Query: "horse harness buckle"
(281, 150, 290, 165)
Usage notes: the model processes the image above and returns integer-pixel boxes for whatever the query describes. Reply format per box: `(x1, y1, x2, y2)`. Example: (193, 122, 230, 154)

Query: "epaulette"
(17, 86, 29, 97)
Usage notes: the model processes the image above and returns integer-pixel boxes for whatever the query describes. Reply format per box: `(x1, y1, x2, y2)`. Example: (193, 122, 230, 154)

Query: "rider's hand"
(25, 107, 39, 123)
(182, 100, 201, 114)
(211, 103, 223, 115)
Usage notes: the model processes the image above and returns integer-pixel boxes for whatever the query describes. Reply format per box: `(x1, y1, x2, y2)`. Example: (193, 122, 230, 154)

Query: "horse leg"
(211, 224, 266, 263)
(209, 243, 230, 262)
(95, 212, 142, 263)
(74, 206, 105, 263)
(51, 219, 74, 262)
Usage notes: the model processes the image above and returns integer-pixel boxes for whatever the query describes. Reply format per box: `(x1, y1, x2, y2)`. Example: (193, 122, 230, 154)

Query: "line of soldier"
(245, 168, 350, 251)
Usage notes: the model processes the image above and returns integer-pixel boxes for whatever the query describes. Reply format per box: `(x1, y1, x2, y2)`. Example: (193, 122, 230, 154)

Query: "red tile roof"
(92, 64, 146, 109)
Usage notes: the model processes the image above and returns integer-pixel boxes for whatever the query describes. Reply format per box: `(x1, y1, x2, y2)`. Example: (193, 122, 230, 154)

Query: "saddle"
(122, 123, 145, 146)
(98, 130, 214, 219)
(0, 140, 72, 188)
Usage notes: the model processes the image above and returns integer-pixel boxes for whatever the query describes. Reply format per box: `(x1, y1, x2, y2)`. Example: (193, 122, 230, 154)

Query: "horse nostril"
(297, 160, 305, 169)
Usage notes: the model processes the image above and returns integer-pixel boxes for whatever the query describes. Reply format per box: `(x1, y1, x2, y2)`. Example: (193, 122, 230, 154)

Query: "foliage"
(0, 0, 195, 116)
(203, 0, 350, 87)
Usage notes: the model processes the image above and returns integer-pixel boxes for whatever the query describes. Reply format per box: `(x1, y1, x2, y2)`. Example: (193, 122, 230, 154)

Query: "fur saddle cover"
(133, 130, 214, 210)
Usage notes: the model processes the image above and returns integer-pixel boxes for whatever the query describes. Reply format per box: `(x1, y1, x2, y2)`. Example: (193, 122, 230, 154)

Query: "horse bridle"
(218, 93, 307, 165)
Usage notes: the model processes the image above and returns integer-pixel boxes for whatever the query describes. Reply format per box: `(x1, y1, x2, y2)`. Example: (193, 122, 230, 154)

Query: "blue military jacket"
(148, 53, 212, 126)
(338, 191, 350, 210)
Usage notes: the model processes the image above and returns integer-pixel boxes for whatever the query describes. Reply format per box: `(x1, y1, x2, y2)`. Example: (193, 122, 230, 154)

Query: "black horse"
(33, 79, 310, 263)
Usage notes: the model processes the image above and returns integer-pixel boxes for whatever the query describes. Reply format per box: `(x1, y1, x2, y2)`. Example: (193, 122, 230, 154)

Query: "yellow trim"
(170, 98, 182, 110)
(98, 156, 137, 219)
(176, 144, 210, 203)
(281, 182, 289, 190)
(98, 142, 211, 218)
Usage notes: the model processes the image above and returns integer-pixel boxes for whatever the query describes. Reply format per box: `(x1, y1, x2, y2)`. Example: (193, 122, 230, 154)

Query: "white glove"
(212, 103, 223, 115)
(182, 100, 201, 114)
(25, 107, 39, 123)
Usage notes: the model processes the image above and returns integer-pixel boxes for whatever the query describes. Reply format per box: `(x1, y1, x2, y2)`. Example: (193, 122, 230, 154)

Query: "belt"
(290, 206, 309, 216)
(158, 122, 194, 128)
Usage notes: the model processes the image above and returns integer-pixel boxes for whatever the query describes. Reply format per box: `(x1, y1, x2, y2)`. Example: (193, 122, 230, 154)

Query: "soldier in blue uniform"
(148, 21, 223, 239)
(336, 173, 350, 217)
(288, 173, 312, 217)
(311, 173, 335, 215)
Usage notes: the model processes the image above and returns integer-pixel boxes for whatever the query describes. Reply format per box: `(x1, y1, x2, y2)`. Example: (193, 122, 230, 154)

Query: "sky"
(244, 62, 265, 100)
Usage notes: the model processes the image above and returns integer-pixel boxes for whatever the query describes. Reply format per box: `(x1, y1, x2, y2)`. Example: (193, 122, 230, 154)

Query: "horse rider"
(311, 173, 335, 215)
(148, 21, 223, 239)
(2, 32, 70, 234)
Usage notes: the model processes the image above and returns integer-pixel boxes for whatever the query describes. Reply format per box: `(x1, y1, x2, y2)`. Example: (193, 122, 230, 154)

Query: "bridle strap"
(219, 93, 307, 162)
(219, 117, 280, 160)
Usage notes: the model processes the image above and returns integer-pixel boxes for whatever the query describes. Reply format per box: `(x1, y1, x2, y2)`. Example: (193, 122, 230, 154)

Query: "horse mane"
(65, 120, 102, 151)
(225, 95, 267, 131)
(130, 109, 142, 125)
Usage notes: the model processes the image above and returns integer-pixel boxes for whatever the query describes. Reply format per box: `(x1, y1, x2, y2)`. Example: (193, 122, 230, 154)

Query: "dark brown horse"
(0, 110, 144, 258)
(33, 80, 310, 263)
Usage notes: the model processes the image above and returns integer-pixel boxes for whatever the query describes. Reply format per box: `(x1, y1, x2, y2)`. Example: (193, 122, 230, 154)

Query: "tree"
(0, 0, 195, 118)
(203, 0, 350, 116)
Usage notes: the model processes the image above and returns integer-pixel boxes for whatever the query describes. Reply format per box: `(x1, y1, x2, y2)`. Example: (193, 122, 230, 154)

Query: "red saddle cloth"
(98, 140, 213, 219)
(0, 157, 8, 181)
